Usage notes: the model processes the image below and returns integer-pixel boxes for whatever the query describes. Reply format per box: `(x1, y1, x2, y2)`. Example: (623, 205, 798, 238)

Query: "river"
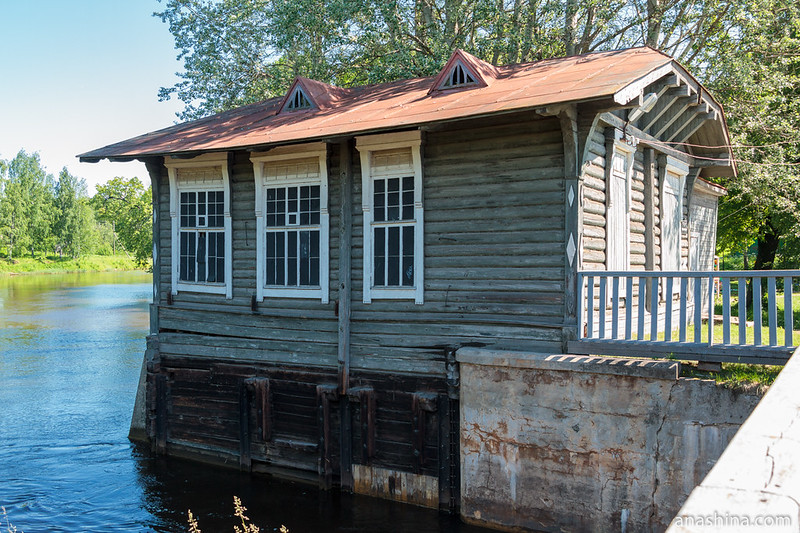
(0, 272, 491, 533)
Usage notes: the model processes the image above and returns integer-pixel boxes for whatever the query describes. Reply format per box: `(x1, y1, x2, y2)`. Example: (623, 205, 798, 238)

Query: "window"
(166, 153, 232, 298)
(356, 130, 423, 304)
(251, 143, 329, 302)
(606, 136, 634, 271)
(441, 61, 476, 89)
(286, 87, 312, 111)
(659, 156, 688, 272)
(179, 191, 225, 283)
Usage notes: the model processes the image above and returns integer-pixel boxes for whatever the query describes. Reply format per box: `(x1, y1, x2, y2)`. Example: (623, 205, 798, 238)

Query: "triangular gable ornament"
(429, 49, 498, 94)
(279, 79, 315, 112)
(278, 77, 350, 114)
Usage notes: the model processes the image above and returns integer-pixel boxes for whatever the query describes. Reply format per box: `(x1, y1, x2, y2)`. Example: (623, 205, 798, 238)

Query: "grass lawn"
(0, 254, 142, 274)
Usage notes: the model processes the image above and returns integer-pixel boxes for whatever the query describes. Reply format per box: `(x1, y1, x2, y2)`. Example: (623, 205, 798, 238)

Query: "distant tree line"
(0, 150, 152, 266)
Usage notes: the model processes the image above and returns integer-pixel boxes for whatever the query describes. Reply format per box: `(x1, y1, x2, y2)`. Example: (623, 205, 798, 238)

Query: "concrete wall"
(457, 348, 762, 532)
(668, 347, 800, 533)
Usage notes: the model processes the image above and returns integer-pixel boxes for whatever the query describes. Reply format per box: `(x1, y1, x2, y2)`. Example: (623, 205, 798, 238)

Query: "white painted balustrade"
(573, 270, 800, 364)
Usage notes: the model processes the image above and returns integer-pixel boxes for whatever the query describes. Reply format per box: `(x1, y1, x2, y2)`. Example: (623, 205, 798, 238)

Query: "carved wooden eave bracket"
(611, 59, 736, 179)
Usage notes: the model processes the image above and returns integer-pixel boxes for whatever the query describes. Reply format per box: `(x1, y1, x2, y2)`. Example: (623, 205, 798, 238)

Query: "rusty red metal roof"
(80, 47, 681, 161)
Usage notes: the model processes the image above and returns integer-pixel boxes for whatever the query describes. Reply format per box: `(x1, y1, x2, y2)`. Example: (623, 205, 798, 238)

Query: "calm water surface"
(0, 272, 490, 532)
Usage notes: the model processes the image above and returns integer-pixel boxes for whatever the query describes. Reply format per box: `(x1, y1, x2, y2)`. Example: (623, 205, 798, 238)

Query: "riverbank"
(0, 254, 144, 275)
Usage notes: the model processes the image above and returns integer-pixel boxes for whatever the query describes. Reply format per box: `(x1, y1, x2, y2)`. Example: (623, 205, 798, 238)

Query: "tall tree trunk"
(754, 219, 780, 271)
(646, 0, 663, 47)
(564, 0, 578, 55)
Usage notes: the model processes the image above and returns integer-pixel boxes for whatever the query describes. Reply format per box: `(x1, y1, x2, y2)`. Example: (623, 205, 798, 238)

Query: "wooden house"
(81, 47, 735, 510)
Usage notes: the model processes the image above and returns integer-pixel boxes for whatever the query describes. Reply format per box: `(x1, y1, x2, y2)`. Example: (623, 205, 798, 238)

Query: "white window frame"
(659, 156, 688, 273)
(606, 136, 635, 271)
(356, 130, 424, 304)
(251, 143, 329, 303)
(166, 153, 233, 298)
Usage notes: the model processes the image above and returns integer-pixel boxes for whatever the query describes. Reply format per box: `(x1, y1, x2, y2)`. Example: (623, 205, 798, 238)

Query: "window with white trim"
(166, 153, 233, 298)
(356, 131, 423, 304)
(251, 143, 329, 302)
(606, 137, 634, 271)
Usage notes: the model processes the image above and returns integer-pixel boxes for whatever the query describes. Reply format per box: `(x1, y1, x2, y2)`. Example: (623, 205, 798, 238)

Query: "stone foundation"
(457, 349, 761, 532)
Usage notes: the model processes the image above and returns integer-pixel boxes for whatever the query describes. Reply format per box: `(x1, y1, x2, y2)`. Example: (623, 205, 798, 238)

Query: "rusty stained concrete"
(352, 465, 440, 509)
(457, 349, 762, 532)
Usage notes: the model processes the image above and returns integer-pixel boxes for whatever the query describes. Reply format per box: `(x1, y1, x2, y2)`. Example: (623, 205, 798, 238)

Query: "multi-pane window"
(179, 191, 225, 284)
(372, 177, 415, 287)
(265, 185, 321, 287)
(356, 131, 424, 304)
(251, 143, 330, 303)
(166, 153, 232, 298)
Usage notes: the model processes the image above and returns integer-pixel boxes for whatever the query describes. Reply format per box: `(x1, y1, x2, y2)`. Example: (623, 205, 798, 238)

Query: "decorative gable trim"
(278, 77, 350, 114)
(429, 49, 497, 94)
(279, 78, 318, 113)
(286, 86, 313, 111)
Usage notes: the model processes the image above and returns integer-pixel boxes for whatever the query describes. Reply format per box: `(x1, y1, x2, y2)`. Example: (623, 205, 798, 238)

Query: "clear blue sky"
(0, 0, 184, 191)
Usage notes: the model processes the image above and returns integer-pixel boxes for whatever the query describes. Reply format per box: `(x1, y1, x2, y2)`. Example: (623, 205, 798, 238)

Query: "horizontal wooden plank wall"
(579, 117, 696, 274)
(348, 115, 567, 372)
(146, 112, 567, 495)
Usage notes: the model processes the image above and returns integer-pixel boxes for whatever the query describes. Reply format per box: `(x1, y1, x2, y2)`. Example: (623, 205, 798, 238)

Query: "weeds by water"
(2, 507, 20, 533)
(188, 497, 288, 533)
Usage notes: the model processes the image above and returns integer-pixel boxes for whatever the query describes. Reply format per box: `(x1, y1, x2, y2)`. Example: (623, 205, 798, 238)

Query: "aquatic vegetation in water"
(2, 507, 21, 533)
(187, 497, 289, 533)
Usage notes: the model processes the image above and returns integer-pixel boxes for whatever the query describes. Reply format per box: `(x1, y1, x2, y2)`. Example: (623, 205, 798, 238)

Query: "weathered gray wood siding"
(579, 124, 694, 274)
(349, 115, 567, 373)
(154, 151, 340, 370)
(152, 113, 567, 376)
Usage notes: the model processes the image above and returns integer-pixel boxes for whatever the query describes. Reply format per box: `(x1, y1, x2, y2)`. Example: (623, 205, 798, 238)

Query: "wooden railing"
(569, 270, 800, 365)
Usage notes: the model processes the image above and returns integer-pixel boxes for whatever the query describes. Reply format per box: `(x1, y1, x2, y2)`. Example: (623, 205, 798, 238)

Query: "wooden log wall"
(146, 111, 567, 498)
(578, 121, 698, 275)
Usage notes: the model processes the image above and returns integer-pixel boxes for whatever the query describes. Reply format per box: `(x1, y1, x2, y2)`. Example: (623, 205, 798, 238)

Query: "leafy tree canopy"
(155, 0, 800, 268)
(92, 177, 153, 267)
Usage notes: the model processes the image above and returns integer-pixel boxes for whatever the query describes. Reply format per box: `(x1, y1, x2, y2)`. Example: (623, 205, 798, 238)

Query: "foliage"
(53, 168, 97, 258)
(92, 177, 153, 267)
(155, 0, 742, 120)
(682, 362, 783, 393)
(0, 150, 54, 258)
(187, 496, 289, 533)
(709, 0, 800, 269)
(1, 507, 20, 533)
(0, 254, 138, 274)
(0, 150, 152, 269)
(154, 0, 800, 268)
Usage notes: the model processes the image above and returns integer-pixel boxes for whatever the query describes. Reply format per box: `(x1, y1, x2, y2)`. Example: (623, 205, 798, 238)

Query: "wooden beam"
(662, 107, 704, 142)
(653, 96, 695, 138)
(567, 339, 792, 366)
(598, 112, 692, 165)
(338, 140, 353, 395)
(677, 112, 716, 144)
(144, 158, 163, 334)
(556, 106, 580, 329)
(639, 85, 692, 133)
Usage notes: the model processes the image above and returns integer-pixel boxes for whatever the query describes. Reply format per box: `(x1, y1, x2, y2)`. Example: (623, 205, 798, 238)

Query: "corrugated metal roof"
(80, 47, 680, 161)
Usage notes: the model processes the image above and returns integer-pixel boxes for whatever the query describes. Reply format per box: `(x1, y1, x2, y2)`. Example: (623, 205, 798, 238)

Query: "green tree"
(92, 177, 153, 266)
(0, 150, 54, 258)
(155, 0, 745, 121)
(705, 0, 800, 269)
(53, 168, 97, 258)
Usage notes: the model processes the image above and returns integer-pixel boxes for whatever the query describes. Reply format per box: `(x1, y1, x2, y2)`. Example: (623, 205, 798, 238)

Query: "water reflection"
(0, 272, 491, 532)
